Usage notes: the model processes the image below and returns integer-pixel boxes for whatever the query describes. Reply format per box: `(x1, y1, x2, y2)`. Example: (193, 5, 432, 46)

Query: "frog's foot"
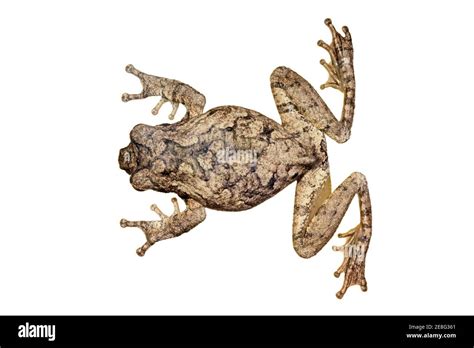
(120, 198, 206, 257)
(317, 18, 354, 92)
(119, 198, 179, 256)
(122, 64, 206, 119)
(332, 224, 370, 299)
(122, 64, 178, 119)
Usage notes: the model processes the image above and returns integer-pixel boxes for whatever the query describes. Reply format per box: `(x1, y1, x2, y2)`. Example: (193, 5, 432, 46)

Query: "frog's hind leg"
(293, 167, 372, 299)
(120, 198, 206, 256)
(270, 18, 355, 143)
(122, 64, 206, 119)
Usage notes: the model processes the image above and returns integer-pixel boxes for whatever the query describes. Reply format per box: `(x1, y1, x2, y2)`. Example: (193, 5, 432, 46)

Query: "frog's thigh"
(270, 66, 352, 143)
(293, 171, 371, 259)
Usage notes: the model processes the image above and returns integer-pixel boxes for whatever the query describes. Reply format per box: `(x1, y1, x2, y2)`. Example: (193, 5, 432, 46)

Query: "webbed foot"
(332, 224, 370, 299)
(318, 18, 354, 92)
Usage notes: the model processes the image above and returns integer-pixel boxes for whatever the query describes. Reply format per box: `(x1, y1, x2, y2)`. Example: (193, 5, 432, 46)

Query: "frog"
(118, 19, 372, 299)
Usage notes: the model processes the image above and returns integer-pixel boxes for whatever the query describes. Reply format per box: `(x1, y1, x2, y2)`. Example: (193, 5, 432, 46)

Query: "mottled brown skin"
(121, 107, 316, 211)
(119, 19, 372, 299)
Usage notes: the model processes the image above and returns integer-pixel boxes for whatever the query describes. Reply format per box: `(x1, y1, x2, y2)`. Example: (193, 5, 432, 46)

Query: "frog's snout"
(119, 143, 138, 175)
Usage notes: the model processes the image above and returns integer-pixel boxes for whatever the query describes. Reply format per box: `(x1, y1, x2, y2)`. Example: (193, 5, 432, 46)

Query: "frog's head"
(118, 143, 138, 175)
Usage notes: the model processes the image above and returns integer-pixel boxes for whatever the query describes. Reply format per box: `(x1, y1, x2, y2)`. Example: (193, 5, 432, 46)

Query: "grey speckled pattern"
(118, 19, 372, 299)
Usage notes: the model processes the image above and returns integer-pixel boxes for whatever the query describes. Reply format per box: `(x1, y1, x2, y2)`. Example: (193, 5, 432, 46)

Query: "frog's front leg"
(122, 64, 206, 119)
(293, 167, 372, 299)
(120, 198, 206, 256)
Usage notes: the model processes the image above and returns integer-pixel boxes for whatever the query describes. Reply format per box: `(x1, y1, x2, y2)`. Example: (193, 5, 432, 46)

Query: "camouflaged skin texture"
(118, 19, 372, 299)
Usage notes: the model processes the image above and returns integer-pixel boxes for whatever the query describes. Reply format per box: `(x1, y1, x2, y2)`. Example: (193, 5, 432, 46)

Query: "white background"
(0, 0, 473, 315)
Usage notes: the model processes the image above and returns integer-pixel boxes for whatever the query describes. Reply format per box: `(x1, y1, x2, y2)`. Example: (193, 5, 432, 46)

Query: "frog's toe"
(323, 18, 350, 46)
(342, 25, 351, 41)
(317, 42, 342, 91)
(150, 202, 168, 220)
(317, 39, 331, 52)
(337, 225, 358, 239)
(151, 97, 168, 117)
(136, 242, 151, 257)
(332, 224, 369, 299)
(125, 64, 142, 76)
(168, 103, 179, 120)
(335, 259, 368, 299)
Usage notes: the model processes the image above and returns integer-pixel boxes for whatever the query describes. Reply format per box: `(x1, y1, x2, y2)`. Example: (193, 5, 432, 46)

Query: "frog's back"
(148, 106, 316, 211)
